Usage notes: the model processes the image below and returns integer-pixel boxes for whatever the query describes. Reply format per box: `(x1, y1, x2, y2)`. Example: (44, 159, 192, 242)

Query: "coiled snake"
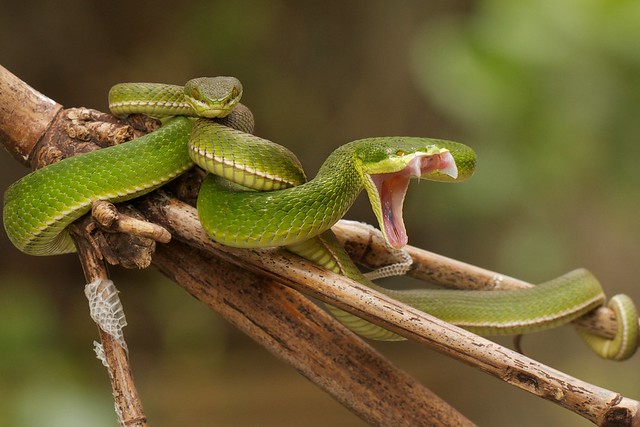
(3, 77, 637, 360)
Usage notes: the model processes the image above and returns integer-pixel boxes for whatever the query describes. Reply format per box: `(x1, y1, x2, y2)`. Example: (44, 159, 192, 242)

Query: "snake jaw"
(188, 98, 240, 118)
(365, 150, 458, 249)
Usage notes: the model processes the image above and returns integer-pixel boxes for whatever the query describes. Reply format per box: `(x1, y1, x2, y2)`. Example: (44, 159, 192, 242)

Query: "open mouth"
(369, 151, 457, 249)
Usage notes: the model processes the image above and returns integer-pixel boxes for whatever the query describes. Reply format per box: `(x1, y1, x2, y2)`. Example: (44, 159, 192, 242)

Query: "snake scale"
(3, 77, 637, 360)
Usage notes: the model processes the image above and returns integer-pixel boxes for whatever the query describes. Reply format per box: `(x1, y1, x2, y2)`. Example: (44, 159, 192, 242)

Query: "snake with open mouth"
(3, 76, 637, 360)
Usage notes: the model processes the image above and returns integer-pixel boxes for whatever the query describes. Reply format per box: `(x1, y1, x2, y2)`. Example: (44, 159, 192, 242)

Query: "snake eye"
(231, 87, 239, 99)
(191, 88, 201, 100)
(395, 150, 406, 157)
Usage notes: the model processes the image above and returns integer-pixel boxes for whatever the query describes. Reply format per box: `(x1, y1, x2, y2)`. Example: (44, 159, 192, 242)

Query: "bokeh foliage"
(412, 0, 640, 281)
(1, 1, 639, 426)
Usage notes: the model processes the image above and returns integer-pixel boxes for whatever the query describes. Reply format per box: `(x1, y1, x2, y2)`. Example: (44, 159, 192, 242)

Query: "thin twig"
(92, 200, 172, 244)
(69, 221, 148, 427)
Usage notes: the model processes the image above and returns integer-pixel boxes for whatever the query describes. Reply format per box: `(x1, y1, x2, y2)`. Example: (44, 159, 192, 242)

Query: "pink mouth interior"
(370, 152, 456, 249)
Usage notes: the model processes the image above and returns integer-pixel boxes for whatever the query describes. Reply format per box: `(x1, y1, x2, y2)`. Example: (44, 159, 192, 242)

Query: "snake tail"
(576, 294, 638, 360)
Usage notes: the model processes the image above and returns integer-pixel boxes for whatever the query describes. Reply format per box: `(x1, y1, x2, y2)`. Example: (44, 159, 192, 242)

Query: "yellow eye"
(395, 150, 405, 157)
(231, 87, 239, 99)
(191, 88, 201, 100)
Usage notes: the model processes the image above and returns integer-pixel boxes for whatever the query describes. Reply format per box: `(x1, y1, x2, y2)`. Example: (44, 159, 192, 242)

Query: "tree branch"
(2, 63, 639, 426)
(69, 222, 148, 427)
(152, 237, 472, 426)
(0, 64, 472, 426)
(139, 193, 640, 427)
(0, 65, 61, 164)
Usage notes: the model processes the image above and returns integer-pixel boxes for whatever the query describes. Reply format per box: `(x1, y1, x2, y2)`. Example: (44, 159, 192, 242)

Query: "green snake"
(2, 77, 637, 360)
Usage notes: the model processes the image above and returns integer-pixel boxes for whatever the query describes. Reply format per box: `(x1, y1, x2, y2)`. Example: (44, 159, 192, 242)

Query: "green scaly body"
(197, 135, 474, 248)
(2, 77, 637, 360)
(3, 117, 193, 255)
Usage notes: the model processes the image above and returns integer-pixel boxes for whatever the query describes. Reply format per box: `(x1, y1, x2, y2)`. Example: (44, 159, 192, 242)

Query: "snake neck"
(109, 83, 195, 118)
(197, 137, 472, 249)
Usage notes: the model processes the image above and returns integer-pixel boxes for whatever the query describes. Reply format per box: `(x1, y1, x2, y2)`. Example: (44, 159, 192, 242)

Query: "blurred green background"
(1, 0, 639, 425)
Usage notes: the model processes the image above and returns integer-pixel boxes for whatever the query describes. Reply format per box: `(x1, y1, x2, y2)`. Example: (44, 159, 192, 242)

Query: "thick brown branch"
(0, 65, 62, 164)
(152, 238, 472, 426)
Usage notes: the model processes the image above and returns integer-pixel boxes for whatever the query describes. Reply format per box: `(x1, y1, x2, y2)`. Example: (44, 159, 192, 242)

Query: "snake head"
(357, 139, 469, 249)
(184, 77, 243, 118)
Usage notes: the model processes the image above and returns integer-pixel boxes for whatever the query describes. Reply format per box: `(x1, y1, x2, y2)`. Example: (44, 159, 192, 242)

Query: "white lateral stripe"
(191, 145, 296, 185)
(454, 294, 604, 330)
(109, 100, 191, 110)
(609, 297, 630, 359)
